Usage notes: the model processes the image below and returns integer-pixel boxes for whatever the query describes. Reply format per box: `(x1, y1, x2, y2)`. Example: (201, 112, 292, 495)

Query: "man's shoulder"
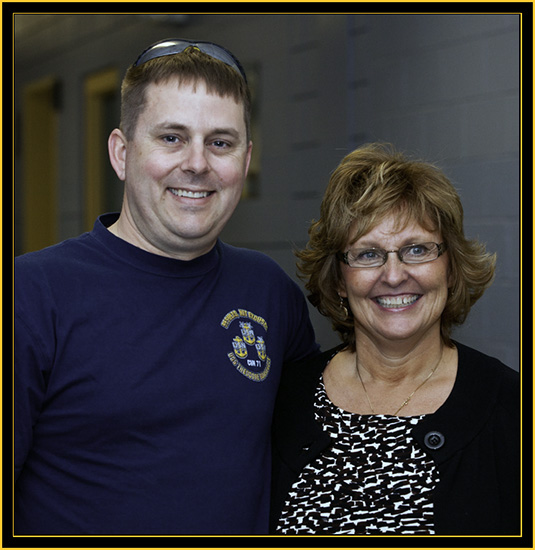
(15, 233, 94, 280)
(219, 242, 290, 276)
(220, 241, 278, 262)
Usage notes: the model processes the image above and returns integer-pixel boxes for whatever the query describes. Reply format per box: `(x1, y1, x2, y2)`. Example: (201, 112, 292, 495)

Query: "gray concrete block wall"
(14, 13, 521, 370)
(338, 14, 520, 369)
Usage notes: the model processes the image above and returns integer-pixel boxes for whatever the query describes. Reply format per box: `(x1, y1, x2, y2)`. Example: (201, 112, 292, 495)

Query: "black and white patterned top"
(276, 375, 439, 535)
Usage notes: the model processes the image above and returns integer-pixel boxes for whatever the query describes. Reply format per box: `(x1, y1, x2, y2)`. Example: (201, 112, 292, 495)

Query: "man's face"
(109, 79, 252, 260)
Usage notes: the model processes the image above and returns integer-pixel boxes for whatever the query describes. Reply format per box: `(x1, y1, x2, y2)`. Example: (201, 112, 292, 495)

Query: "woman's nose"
(381, 252, 409, 285)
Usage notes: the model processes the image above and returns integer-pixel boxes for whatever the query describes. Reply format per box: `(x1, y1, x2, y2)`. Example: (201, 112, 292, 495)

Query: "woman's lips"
(374, 294, 421, 309)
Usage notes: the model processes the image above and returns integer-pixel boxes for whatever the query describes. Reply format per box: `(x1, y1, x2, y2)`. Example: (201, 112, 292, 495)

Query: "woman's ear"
(337, 287, 349, 321)
(108, 129, 128, 182)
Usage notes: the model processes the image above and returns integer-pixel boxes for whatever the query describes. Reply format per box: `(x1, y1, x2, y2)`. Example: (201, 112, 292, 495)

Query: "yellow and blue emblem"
(221, 309, 271, 382)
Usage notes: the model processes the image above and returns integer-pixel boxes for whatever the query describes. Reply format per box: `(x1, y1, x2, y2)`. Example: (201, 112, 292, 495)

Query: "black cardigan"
(270, 342, 520, 535)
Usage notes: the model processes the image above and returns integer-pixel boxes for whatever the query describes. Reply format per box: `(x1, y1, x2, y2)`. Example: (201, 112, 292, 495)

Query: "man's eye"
(163, 135, 180, 144)
(212, 140, 230, 148)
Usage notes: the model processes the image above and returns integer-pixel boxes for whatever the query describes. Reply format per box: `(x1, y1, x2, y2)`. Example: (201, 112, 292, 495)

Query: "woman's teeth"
(376, 295, 420, 308)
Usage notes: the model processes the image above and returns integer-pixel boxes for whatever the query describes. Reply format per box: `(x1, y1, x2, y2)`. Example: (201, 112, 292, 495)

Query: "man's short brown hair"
(120, 47, 252, 141)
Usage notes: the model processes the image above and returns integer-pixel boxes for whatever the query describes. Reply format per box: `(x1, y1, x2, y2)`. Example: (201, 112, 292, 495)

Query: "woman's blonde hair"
(297, 143, 496, 350)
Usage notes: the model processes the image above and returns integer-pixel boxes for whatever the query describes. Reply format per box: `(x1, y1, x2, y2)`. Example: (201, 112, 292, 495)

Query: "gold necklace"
(355, 346, 444, 416)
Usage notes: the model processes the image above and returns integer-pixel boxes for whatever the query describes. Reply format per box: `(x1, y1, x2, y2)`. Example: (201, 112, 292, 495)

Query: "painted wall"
(14, 13, 521, 369)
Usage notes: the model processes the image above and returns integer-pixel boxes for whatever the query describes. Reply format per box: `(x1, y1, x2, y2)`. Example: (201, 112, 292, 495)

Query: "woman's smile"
(373, 293, 422, 309)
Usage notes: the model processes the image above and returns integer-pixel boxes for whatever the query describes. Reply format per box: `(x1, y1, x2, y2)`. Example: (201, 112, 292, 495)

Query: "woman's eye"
(408, 244, 428, 256)
(359, 250, 380, 260)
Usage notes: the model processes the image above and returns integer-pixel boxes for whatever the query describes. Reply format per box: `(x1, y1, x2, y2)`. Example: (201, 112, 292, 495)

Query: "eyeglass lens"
(346, 243, 442, 267)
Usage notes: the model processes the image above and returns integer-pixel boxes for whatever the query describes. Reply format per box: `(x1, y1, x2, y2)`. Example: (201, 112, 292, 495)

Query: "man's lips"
(374, 294, 421, 309)
(168, 188, 214, 199)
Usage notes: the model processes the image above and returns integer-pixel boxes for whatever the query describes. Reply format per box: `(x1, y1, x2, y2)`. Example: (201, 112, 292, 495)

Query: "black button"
(300, 442, 314, 453)
(424, 431, 445, 450)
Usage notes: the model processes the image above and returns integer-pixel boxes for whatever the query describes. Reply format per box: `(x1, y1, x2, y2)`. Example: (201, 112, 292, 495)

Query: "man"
(14, 39, 319, 535)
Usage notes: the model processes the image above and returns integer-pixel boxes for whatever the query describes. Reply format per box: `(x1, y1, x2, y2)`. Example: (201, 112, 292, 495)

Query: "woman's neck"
(354, 329, 445, 384)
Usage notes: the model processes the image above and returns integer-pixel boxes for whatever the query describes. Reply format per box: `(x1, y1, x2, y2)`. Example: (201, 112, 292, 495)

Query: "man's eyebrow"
(153, 122, 188, 132)
(211, 127, 241, 139)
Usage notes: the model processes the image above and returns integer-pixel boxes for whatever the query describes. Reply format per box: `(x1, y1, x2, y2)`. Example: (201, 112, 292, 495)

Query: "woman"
(270, 143, 519, 535)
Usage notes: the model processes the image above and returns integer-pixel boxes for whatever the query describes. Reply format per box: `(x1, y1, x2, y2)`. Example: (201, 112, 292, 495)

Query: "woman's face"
(339, 214, 452, 348)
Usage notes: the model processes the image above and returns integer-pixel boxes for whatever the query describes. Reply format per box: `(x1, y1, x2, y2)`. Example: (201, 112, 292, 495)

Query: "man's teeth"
(170, 189, 210, 198)
(376, 295, 420, 308)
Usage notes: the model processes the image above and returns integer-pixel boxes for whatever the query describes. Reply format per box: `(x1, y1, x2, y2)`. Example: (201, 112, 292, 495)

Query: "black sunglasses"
(133, 38, 247, 83)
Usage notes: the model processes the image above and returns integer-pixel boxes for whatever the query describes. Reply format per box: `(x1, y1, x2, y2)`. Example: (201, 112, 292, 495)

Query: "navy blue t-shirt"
(14, 214, 319, 534)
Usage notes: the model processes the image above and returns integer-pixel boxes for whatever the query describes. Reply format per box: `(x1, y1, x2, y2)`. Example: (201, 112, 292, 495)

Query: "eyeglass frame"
(132, 38, 248, 83)
(340, 242, 447, 268)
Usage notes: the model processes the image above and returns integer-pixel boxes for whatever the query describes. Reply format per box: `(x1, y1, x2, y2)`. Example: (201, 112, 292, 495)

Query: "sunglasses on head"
(133, 38, 248, 82)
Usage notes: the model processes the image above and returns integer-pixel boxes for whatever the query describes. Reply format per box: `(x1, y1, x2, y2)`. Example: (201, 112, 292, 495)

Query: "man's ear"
(108, 129, 128, 182)
(244, 141, 253, 176)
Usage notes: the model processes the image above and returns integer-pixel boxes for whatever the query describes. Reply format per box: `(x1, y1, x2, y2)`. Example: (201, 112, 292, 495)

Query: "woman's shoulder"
(455, 340, 519, 408)
(276, 345, 344, 403)
(283, 345, 345, 377)
(456, 341, 518, 379)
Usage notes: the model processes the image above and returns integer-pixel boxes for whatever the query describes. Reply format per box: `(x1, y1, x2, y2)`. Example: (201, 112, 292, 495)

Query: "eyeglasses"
(341, 242, 447, 268)
(133, 38, 247, 82)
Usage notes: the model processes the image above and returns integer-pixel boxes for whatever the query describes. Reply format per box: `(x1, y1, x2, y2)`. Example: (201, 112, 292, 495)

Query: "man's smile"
(168, 187, 214, 199)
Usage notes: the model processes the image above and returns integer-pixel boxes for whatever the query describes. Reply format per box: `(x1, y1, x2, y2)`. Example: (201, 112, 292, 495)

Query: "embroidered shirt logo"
(221, 309, 270, 382)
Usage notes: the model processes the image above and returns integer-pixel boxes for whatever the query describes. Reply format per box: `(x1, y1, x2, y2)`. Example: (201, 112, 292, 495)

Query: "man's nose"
(180, 142, 209, 174)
